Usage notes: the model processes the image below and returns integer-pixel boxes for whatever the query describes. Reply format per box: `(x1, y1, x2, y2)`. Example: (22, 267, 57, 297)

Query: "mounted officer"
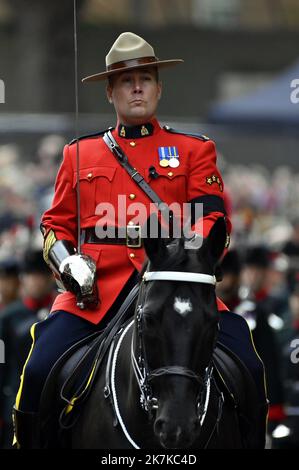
(13, 32, 268, 448)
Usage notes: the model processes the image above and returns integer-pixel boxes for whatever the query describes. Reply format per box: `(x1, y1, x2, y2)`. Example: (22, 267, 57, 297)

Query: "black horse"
(55, 218, 262, 449)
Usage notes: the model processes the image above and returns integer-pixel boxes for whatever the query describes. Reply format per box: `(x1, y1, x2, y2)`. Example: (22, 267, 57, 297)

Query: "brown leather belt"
(81, 225, 142, 248)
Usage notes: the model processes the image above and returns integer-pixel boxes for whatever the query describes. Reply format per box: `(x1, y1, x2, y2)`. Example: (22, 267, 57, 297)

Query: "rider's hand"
(59, 254, 99, 310)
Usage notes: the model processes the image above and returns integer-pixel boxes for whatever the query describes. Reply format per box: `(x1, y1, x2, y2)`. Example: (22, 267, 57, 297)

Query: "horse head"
(134, 217, 227, 448)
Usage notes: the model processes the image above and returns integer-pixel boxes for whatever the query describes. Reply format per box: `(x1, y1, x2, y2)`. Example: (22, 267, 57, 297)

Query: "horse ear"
(204, 217, 227, 266)
(143, 213, 168, 265)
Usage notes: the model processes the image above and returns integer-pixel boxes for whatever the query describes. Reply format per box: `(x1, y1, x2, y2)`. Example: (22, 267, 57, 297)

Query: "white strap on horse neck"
(143, 271, 217, 285)
(111, 320, 141, 449)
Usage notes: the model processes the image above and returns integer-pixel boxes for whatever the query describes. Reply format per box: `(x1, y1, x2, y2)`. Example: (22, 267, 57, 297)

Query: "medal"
(158, 146, 180, 169)
(159, 158, 169, 167)
(168, 157, 179, 168)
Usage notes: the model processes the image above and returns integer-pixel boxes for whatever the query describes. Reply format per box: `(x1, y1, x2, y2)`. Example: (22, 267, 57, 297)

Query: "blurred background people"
(0, 258, 20, 443)
(217, 246, 287, 439)
(0, 259, 20, 310)
(275, 276, 299, 448)
(0, 250, 56, 448)
(283, 216, 299, 258)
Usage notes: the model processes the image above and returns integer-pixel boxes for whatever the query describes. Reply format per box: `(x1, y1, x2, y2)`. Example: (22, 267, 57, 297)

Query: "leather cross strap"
(103, 130, 175, 234)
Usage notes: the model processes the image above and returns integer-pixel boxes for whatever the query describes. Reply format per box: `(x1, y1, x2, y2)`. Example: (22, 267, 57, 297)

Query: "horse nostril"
(191, 418, 200, 433)
(154, 417, 166, 436)
(176, 426, 182, 441)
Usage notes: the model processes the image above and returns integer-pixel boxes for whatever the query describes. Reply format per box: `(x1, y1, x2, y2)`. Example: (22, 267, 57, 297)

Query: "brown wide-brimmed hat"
(82, 32, 183, 83)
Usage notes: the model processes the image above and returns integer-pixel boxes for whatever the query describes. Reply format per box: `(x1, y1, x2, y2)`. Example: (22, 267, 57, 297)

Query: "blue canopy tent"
(208, 60, 299, 129)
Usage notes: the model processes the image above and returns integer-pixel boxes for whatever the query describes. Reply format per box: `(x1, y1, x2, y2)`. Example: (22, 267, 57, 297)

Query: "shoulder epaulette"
(68, 127, 114, 145)
(163, 125, 210, 142)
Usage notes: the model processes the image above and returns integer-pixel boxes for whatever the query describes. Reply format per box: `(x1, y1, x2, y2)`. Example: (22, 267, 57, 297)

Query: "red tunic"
(42, 118, 231, 324)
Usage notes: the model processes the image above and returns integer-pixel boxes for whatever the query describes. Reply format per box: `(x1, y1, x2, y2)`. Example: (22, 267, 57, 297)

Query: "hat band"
(107, 56, 158, 71)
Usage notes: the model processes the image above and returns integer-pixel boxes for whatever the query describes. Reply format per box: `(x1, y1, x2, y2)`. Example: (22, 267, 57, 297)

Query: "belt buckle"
(126, 224, 142, 248)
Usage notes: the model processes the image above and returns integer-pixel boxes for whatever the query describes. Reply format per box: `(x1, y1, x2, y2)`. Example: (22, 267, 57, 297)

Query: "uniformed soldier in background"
(13, 32, 267, 448)
(0, 258, 20, 446)
(1, 251, 54, 447)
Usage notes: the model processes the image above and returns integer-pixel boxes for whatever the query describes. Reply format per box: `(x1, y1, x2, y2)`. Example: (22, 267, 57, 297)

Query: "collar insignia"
(118, 122, 154, 139)
(141, 125, 149, 136)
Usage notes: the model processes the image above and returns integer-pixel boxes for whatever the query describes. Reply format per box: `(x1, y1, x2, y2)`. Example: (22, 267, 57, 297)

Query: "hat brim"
(82, 59, 184, 83)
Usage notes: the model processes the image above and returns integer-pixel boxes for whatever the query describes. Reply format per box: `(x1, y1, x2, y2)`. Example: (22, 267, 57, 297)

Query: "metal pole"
(73, 0, 81, 254)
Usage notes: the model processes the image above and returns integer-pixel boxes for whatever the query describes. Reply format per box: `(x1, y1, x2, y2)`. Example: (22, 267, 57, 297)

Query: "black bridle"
(131, 269, 217, 421)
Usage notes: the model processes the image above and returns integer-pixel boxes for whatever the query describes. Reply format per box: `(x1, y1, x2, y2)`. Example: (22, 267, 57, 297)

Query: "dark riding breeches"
(218, 311, 267, 404)
(15, 309, 267, 413)
(15, 310, 101, 412)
